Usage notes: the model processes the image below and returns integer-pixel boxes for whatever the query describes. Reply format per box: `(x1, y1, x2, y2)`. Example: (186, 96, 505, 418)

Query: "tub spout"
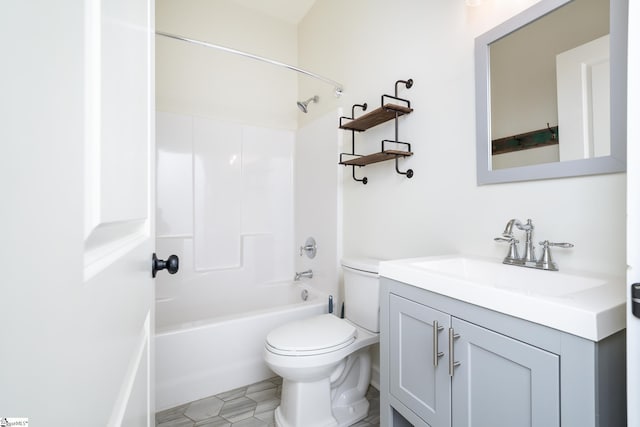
(294, 269, 313, 281)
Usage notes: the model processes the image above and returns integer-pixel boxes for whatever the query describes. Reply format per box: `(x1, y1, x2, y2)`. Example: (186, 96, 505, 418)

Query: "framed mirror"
(475, 0, 627, 185)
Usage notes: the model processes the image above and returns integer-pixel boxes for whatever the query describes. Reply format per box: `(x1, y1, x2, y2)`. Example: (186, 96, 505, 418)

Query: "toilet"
(263, 258, 381, 427)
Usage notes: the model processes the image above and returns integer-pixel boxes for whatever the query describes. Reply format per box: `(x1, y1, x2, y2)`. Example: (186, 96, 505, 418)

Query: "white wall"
(156, 0, 299, 130)
(298, 0, 626, 278)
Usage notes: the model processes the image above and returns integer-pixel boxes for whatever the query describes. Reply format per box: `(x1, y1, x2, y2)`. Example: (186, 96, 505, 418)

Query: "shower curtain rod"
(156, 31, 344, 96)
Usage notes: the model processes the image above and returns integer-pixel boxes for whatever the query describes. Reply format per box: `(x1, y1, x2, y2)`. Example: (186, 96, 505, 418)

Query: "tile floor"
(156, 376, 380, 427)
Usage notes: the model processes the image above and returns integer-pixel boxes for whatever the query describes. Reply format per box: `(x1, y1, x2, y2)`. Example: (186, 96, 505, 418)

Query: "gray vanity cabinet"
(389, 295, 451, 426)
(388, 294, 560, 427)
(381, 278, 626, 427)
(450, 317, 560, 427)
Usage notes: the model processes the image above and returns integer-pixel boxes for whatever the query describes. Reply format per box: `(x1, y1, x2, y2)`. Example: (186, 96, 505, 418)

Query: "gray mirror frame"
(475, 0, 628, 185)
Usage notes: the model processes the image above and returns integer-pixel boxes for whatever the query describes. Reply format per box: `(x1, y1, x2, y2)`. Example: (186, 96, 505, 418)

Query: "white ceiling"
(230, 0, 317, 24)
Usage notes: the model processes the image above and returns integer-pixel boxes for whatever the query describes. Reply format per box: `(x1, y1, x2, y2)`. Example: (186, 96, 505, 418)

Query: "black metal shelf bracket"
(352, 166, 368, 185)
(338, 153, 368, 184)
(395, 158, 414, 178)
(338, 103, 368, 130)
(381, 139, 413, 178)
(396, 79, 413, 96)
(339, 103, 369, 184)
(387, 79, 414, 179)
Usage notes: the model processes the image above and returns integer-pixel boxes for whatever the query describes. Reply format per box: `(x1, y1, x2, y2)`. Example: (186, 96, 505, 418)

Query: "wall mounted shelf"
(339, 150, 413, 167)
(339, 104, 413, 132)
(339, 79, 415, 184)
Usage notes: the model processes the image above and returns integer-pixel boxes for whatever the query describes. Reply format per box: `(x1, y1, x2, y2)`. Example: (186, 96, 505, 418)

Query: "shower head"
(297, 95, 319, 113)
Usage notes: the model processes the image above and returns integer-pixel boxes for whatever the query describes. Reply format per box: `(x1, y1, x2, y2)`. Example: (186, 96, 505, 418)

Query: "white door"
(556, 35, 610, 161)
(0, 1, 156, 426)
(628, 1, 640, 425)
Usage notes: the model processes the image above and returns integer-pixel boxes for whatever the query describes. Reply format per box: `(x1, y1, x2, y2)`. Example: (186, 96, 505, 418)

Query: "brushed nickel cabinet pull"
(433, 320, 444, 367)
(449, 327, 461, 377)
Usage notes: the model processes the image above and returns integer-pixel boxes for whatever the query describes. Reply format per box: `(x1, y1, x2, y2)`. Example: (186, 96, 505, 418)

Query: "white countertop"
(379, 255, 626, 341)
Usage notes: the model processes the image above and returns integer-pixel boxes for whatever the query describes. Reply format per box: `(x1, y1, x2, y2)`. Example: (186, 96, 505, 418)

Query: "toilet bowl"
(263, 258, 381, 427)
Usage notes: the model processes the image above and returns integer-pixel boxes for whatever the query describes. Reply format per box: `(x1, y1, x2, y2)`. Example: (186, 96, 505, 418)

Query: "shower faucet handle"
(299, 237, 317, 259)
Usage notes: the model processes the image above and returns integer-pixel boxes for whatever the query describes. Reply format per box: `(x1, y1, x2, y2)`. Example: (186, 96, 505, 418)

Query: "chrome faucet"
(294, 269, 313, 281)
(496, 219, 534, 265)
(495, 218, 573, 271)
(519, 219, 536, 263)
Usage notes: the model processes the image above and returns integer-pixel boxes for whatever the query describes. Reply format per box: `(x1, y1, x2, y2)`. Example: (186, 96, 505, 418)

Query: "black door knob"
(152, 253, 179, 278)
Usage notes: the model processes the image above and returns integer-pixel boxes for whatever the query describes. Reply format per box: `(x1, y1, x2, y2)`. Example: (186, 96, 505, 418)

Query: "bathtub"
(155, 281, 328, 411)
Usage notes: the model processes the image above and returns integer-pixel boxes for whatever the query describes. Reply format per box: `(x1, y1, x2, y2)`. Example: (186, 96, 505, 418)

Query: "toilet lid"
(266, 314, 356, 355)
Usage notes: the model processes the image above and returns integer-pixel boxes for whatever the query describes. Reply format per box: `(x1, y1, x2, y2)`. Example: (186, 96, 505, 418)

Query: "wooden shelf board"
(340, 104, 413, 132)
(339, 150, 413, 166)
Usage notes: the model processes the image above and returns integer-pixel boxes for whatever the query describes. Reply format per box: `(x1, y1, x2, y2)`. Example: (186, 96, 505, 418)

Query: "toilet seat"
(266, 314, 356, 356)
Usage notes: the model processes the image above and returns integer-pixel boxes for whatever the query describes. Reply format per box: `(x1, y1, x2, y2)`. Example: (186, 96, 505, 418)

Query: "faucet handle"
(540, 241, 574, 249)
(494, 236, 520, 264)
(537, 240, 574, 271)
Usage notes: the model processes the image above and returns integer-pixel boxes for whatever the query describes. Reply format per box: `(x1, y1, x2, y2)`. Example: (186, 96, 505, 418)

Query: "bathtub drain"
(301, 289, 309, 301)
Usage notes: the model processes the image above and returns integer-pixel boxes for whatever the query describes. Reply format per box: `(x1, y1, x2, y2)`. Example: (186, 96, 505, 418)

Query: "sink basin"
(379, 255, 625, 341)
(410, 256, 606, 297)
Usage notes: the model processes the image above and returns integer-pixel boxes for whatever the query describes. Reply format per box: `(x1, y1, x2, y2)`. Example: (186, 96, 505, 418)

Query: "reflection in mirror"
(475, 0, 627, 184)
(490, 0, 609, 170)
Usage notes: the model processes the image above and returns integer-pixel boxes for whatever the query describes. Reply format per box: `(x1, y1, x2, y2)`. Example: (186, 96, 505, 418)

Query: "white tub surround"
(156, 111, 294, 277)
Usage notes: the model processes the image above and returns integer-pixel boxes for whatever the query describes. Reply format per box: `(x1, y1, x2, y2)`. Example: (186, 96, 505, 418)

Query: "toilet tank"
(341, 258, 381, 333)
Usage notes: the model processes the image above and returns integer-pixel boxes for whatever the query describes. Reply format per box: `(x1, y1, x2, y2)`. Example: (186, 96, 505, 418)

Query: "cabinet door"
(389, 295, 451, 427)
(451, 318, 560, 427)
